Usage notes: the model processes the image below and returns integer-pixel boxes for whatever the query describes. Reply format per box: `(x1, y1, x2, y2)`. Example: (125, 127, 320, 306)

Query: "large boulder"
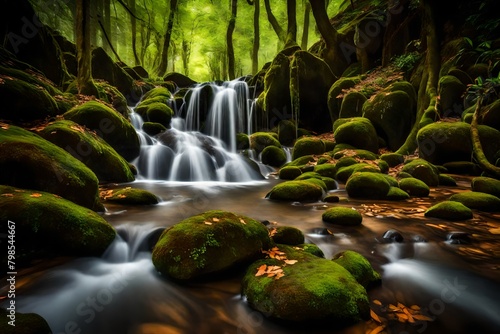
(38, 120, 134, 183)
(261, 145, 287, 167)
(401, 159, 440, 187)
(249, 132, 281, 155)
(438, 75, 466, 116)
(424, 201, 473, 221)
(471, 176, 500, 198)
(417, 121, 500, 165)
(64, 101, 140, 161)
(322, 207, 363, 226)
(292, 137, 325, 160)
(332, 250, 381, 289)
(152, 210, 272, 280)
(449, 191, 500, 212)
(339, 91, 367, 118)
(0, 125, 103, 211)
(362, 90, 414, 151)
(241, 245, 370, 323)
(327, 77, 361, 121)
(266, 180, 323, 202)
(0, 185, 116, 263)
(345, 172, 391, 199)
(290, 51, 336, 133)
(333, 117, 379, 153)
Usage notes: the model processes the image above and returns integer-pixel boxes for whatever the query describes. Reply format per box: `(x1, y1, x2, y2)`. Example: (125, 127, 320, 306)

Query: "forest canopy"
(31, 0, 346, 81)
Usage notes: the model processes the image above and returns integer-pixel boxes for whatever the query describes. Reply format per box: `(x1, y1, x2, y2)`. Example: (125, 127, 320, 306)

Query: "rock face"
(0, 185, 116, 263)
(417, 121, 500, 165)
(38, 120, 134, 183)
(64, 101, 140, 161)
(241, 245, 370, 323)
(152, 210, 272, 281)
(0, 125, 103, 211)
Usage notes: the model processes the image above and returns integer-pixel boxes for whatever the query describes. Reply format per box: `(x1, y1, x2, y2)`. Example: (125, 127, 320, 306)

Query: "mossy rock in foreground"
(0, 125, 103, 211)
(152, 210, 272, 281)
(102, 187, 159, 205)
(449, 191, 500, 212)
(279, 166, 302, 180)
(471, 176, 500, 198)
(0, 308, 51, 334)
(0, 185, 116, 264)
(261, 145, 287, 167)
(424, 201, 473, 221)
(399, 177, 430, 197)
(242, 244, 370, 323)
(250, 132, 281, 154)
(332, 250, 381, 289)
(322, 207, 363, 226)
(297, 243, 325, 258)
(345, 172, 391, 199)
(385, 186, 410, 201)
(270, 226, 305, 245)
(266, 181, 323, 202)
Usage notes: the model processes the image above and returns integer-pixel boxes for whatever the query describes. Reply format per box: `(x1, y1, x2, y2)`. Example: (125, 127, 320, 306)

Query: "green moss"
(302, 178, 328, 191)
(142, 86, 171, 100)
(152, 210, 272, 280)
(237, 133, 250, 150)
(136, 101, 173, 128)
(327, 76, 361, 121)
(339, 91, 367, 118)
(385, 187, 410, 201)
(0, 125, 102, 211)
(399, 177, 430, 197)
(278, 120, 297, 146)
(250, 132, 281, 154)
(336, 163, 381, 183)
(266, 181, 323, 202)
(322, 207, 363, 226)
(292, 137, 326, 160)
(279, 166, 302, 180)
(449, 191, 500, 212)
(142, 122, 167, 136)
(261, 146, 287, 167)
(39, 120, 134, 183)
(377, 160, 390, 174)
(335, 156, 358, 169)
(438, 174, 457, 186)
(297, 243, 325, 258)
(380, 153, 404, 167)
(64, 101, 140, 161)
(345, 172, 391, 199)
(438, 75, 466, 113)
(271, 226, 305, 245)
(332, 250, 381, 289)
(103, 187, 159, 205)
(321, 177, 338, 190)
(401, 159, 440, 186)
(286, 154, 316, 167)
(242, 244, 369, 323)
(471, 176, 500, 197)
(332, 117, 379, 153)
(333, 149, 378, 161)
(313, 163, 337, 178)
(0, 185, 115, 263)
(424, 201, 473, 221)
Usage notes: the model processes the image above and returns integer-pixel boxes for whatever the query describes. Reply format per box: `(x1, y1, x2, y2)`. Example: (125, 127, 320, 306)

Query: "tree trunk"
(285, 0, 297, 47)
(76, 0, 97, 96)
(129, 0, 140, 65)
(251, 0, 260, 74)
(89, 0, 97, 47)
(308, 0, 346, 76)
(227, 0, 237, 80)
(301, 1, 310, 50)
(264, 0, 285, 43)
(157, 0, 178, 77)
(103, 0, 112, 55)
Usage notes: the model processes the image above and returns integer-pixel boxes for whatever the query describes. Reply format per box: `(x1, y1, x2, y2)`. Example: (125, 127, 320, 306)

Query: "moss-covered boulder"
(322, 207, 363, 226)
(438, 75, 466, 115)
(313, 163, 337, 178)
(250, 132, 281, 155)
(345, 172, 391, 199)
(0, 309, 51, 334)
(0, 73, 59, 122)
(297, 243, 325, 258)
(399, 177, 430, 197)
(270, 226, 305, 245)
(241, 245, 369, 323)
(38, 120, 134, 183)
(292, 137, 326, 160)
(286, 154, 316, 167)
(266, 181, 323, 202)
(290, 51, 337, 133)
(339, 91, 367, 118)
(449, 191, 500, 212)
(0, 125, 102, 211)
(0, 185, 116, 263)
(327, 76, 361, 121)
(401, 159, 440, 187)
(424, 201, 473, 221)
(471, 176, 500, 198)
(438, 174, 457, 186)
(332, 250, 381, 289)
(152, 210, 272, 280)
(442, 161, 482, 175)
(277, 120, 297, 146)
(102, 187, 159, 205)
(336, 163, 381, 183)
(279, 166, 302, 180)
(237, 133, 250, 150)
(417, 122, 500, 165)
(362, 91, 414, 151)
(332, 117, 378, 153)
(385, 187, 410, 201)
(142, 122, 167, 136)
(332, 149, 378, 161)
(135, 101, 173, 128)
(64, 101, 140, 161)
(163, 72, 197, 88)
(302, 178, 328, 191)
(380, 153, 405, 167)
(261, 145, 287, 167)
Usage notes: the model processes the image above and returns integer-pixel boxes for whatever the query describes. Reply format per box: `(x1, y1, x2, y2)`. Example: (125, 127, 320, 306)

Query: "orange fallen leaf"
(370, 309, 382, 323)
(212, 217, 220, 222)
(284, 260, 298, 265)
(255, 264, 267, 277)
(269, 228, 277, 237)
(1, 193, 14, 197)
(53, 194, 62, 198)
(372, 299, 382, 306)
(30, 193, 42, 198)
(117, 194, 127, 199)
(239, 218, 246, 225)
(204, 221, 212, 225)
(275, 272, 285, 280)
(368, 325, 385, 334)
(413, 314, 433, 321)
(410, 305, 420, 311)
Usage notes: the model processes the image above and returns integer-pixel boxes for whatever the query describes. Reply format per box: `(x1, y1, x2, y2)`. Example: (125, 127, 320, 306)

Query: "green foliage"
(391, 52, 422, 73)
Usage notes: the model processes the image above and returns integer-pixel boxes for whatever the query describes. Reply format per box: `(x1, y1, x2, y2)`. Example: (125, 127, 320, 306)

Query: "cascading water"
(131, 79, 265, 182)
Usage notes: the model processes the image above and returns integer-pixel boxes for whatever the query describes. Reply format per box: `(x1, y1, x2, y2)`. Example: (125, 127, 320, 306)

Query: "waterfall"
(131, 78, 265, 182)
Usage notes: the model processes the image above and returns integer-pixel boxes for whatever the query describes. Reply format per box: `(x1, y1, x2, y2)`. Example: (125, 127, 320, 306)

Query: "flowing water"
(3, 80, 500, 333)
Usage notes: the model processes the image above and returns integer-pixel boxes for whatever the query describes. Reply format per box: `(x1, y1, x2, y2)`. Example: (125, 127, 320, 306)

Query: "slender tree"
(227, 0, 237, 80)
(301, 1, 310, 50)
(129, 0, 140, 65)
(76, 0, 97, 95)
(285, 0, 297, 46)
(263, 0, 285, 43)
(157, 0, 178, 77)
(247, 0, 260, 74)
(103, 0, 112, 55)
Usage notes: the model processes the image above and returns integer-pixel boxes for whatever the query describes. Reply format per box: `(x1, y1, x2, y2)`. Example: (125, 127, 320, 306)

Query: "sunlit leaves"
(255, 246, 299, 280)
(366, 300, 433, 333)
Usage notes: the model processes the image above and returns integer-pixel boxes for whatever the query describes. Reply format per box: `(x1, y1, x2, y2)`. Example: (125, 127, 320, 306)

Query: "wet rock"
(266, 181, 323, 202)
(401, 158, 440, 187)
(241, 245, 370, 323)
(345, 172, 391, 199)
(381, 229, 404, 243)
(261, 146, 287, 167)
(424, 201, 473, 221)
(446, 231, 472, 245)
(449, 191, 500, 212)
(399, 177, 430, 197)
(277, 120, 297, 146)
(335, 163, 381, 183)
(339, 91, 367, 118)
(278, 166, 302, 180)
(411, 235, 427, 243)
(313, 163, 337, 178)
(142, 122, 167, 136)
(270, 226, 305, 246)
(152, 210, 272, 281)
(308, 227, 334, 236)
(163, 72, 197, 88)
(102, 187, 159, 205)
(332, 250, 381, 289)
(471, 176, 500, 198)
(291, 137, 325, 160)
(322, 207, 363, 226)
(323, 195, 340, 203)
(0, 185, 116, 263)
(332, 117, 379, 153)
(438, 174, 457, 186)
(385, 187, 410, 201)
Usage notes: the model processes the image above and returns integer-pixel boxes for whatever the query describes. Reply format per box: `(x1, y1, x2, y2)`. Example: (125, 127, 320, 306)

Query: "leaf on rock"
(204, 221, 212, 225)
(53, 194, 62, 198)
(1, 193, 14, 197)
(0, 122, 9, 130)
(212, 217, 220, 222)
(255, 264, 267, 277)
(239, 218, 246, 225)
(117, 194, 127, 199)
(488, 228, 500, 234)
(284, 260, 298, 265)
(370, 309, 382, 324)
(269, 228, 277, 237)
(373, 299, 382, 306)
(412, 314, 433, 321)
(30, 193, 42, 198)
(368, 325, 385, 334)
